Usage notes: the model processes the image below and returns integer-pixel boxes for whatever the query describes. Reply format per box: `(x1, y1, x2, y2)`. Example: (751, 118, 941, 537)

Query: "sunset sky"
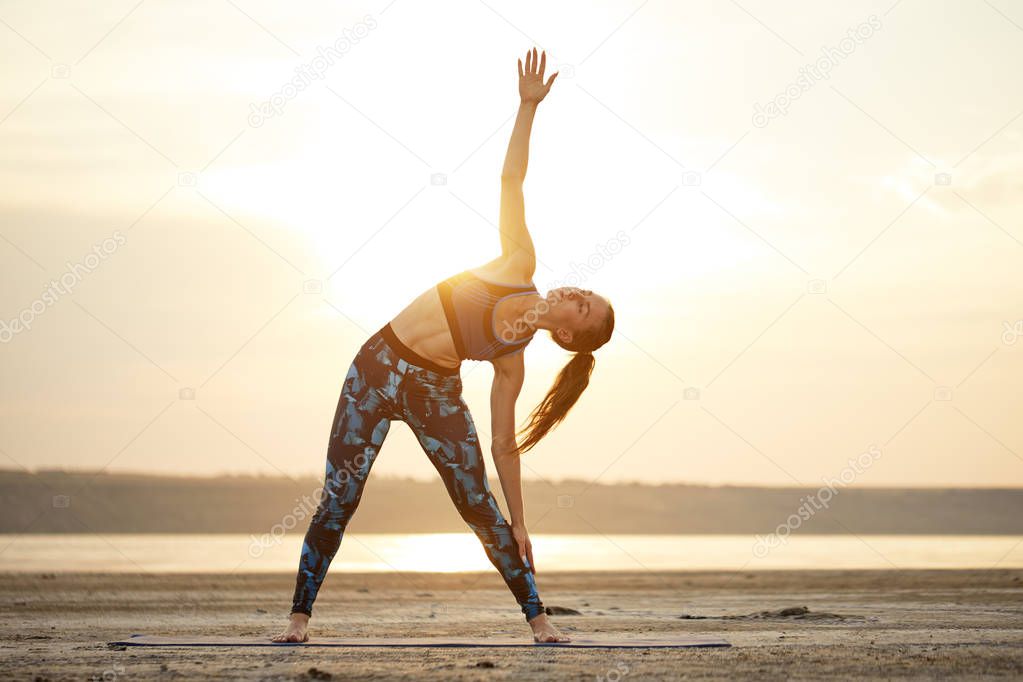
(2, 0, 1021, 487)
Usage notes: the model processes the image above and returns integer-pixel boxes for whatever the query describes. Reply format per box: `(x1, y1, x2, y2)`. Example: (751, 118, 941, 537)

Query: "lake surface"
(1, 534, 1020, 573)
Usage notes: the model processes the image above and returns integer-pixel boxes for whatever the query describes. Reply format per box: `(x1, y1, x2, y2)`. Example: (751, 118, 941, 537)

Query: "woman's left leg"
(399, 368, 545, 621)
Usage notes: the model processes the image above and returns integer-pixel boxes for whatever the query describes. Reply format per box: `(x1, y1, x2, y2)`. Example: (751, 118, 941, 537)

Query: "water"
(1, 534, 1020, 573)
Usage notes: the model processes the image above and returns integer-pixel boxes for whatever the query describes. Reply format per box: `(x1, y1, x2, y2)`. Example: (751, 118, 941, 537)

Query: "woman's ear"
(555, 327, 573, 344)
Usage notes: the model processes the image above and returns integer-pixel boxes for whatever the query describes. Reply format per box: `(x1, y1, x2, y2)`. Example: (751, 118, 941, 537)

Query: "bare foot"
(528, 613, 571, 643)
(271, 613, 309, 643)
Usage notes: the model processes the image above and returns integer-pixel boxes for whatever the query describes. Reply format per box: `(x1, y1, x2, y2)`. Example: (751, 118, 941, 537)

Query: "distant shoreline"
(3, 469, 1021, 535)
(12, 467, 1023, 489)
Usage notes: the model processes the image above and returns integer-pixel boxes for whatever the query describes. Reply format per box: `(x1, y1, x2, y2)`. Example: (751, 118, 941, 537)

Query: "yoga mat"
(110, 633, 730, 649)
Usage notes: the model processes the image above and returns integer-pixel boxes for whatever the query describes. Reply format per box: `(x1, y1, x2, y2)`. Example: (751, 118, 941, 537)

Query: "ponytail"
(514, 302, 614, 455)
(514, 351, 595, 455)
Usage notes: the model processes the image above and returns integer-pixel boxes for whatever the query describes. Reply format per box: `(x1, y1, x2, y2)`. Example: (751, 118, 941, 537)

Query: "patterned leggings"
(290, 324, 544, 621)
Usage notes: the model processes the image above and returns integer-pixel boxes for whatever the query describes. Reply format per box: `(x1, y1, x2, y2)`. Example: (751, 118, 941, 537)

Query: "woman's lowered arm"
(490, 350, 535, 570)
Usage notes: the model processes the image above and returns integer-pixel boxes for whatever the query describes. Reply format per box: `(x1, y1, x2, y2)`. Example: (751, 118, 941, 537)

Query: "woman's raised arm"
(499, 48, 558, 273)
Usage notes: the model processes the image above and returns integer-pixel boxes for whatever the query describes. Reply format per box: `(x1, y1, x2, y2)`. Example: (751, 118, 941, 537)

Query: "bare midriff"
(388, 267, 539, 369)
(388, 285, 462, 369)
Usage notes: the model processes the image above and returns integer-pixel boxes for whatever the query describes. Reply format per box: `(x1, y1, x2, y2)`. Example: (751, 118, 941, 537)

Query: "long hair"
(514, 302, 614, 455)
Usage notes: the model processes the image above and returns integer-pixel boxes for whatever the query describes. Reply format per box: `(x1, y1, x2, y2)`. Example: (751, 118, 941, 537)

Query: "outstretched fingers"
(517, 47, 559, 101)
(521, 47, 553, 76)
(526, 47, 540, 75)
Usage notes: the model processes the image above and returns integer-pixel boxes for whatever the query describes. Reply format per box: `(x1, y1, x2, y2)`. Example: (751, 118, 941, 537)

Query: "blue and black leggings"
(290, 323, 544, 621)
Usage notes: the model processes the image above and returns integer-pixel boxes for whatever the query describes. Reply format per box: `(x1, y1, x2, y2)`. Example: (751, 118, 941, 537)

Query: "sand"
(2, 569, 1021, 680)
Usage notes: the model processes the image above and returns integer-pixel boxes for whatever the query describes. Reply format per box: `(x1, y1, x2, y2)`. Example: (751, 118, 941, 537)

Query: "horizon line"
(5, 467, 1023, 490)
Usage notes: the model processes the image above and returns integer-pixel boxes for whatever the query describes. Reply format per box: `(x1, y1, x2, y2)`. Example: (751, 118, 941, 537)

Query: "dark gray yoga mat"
(111, 634, 730, 649)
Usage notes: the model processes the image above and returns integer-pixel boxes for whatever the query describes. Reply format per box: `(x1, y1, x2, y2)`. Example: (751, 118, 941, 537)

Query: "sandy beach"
(2, 569, 1021, 680)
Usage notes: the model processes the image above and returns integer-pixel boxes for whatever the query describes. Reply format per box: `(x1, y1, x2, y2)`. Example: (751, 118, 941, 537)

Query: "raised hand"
(517, 47, 558, 105)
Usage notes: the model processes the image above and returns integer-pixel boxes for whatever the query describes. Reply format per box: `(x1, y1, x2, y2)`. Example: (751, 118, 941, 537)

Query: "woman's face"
(545, 287, 610, 338)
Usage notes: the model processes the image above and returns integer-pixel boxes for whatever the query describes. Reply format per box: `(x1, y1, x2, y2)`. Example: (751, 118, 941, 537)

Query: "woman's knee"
(459, 492, 508, 531)
(309, 496, 350, 530)
(310, 474, 366, 525)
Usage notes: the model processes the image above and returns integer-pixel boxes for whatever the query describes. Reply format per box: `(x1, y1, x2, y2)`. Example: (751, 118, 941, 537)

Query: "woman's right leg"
(398, 368, 545, 623)
(289, 339, 398, 618)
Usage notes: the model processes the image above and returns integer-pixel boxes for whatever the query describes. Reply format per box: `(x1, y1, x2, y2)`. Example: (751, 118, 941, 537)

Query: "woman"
(272, 48, 614, 644)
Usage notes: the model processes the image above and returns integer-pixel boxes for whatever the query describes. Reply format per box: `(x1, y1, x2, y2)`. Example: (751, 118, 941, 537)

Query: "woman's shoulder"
(468, 252, 536, 288)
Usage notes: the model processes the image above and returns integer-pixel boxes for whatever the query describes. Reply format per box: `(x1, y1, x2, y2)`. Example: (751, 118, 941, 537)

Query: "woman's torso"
(389, 260, 538, 369)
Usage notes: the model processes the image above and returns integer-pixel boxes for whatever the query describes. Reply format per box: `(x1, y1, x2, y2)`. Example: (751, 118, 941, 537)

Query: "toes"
(533, 629, 564, 644)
